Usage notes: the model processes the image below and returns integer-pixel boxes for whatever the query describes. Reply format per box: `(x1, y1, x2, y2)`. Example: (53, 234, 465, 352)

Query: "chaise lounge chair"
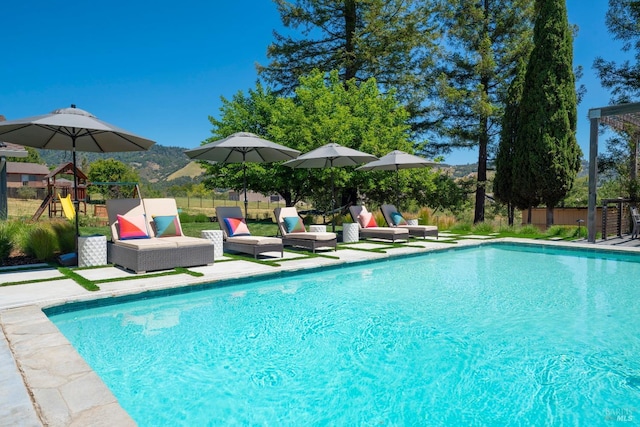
(274, 207, 338, 252)
(349, 205, 410, 243)
(380, 204, 438, 239)
(216, 206, 283, 258)
(107, 198, 215, 273)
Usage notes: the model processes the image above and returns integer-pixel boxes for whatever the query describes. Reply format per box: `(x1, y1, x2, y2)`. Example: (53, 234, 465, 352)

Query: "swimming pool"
(48, 243, 640, 425)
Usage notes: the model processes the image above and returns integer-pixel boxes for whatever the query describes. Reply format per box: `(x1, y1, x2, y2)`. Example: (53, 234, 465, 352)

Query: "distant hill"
(37, 144, 192, 184)
(36, 146, 590, 187)
(167, 162, 206, 181)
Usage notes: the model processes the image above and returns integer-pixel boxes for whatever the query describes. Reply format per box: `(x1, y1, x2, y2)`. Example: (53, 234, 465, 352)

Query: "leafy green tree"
(410, 170, 469, 213)
(258, 0, 441, 134)
(271, 70, 415, 209)
(202, 82, 315, 207)
(434, 0, 534, 223)
(593, 0, 640, 103)
(598, 129, 640, 201)
(87, 159, 140, 199)
(202, 70, 422, 209)
(511, 0, 581, 227)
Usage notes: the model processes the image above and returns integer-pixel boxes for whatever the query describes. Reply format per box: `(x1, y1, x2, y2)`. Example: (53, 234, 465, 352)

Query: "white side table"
(407, 219, 419, 226)
(78, 235, 107, 267)
(201, 230, 224, 259)
(342, 223, 359, 243)
(309, 224, 327, 233)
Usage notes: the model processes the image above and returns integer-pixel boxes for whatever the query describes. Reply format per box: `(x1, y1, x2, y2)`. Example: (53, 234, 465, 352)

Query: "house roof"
(6, 162, 50, 175)
(46, 162, 88, 181)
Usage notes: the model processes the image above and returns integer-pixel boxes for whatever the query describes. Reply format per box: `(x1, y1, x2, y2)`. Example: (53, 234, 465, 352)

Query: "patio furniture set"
(102, 198, 439, 273)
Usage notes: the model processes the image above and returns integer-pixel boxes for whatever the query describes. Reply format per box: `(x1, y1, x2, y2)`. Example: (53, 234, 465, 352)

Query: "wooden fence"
(522, 203, 634, 238)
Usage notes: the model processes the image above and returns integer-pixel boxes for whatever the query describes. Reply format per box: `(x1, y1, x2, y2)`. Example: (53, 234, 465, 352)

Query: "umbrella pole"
(72, 137, 80, 250)
(243, 161, 248, 219)
(396, 167, 399, 208)
(331, 165, 336, 233)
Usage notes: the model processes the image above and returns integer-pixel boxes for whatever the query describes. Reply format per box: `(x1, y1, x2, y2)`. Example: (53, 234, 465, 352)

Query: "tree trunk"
(281, 191, 293, 207)
(507, 203, 514, 226)
(474, 115, 489, 223)
(342, 187, 359, 212)
(546, 205, 554, 228)
(344, 0, 358, 81)
(527, 206, 532, 224)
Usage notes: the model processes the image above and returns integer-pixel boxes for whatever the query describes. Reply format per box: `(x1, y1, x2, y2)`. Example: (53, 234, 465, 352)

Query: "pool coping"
(2, 237, 639, 425)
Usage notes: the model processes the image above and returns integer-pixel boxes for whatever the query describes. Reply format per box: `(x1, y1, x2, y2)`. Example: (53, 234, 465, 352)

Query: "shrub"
(0, 225, 13, 263)
(50, 220, 76, 254)
(416, 207, 434, 225)
(472, 222, 495, 234)
(179, 212, 194, 223)
(545, 225, 571, 238)
(193, 213, 209, 223)
(5, 221, 31, 256)
(434, 214, 457, 230)
(517, 225, 541, 236)
(497, 224, 517, 234)
(25, 226, 58, 261)
(450, 222, 473, 233)
(16, 186, 37, 200)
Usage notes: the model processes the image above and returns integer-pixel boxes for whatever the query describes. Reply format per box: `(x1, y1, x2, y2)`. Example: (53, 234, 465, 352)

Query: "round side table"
(309, 224, 327, 233)
(342, 223, 359, 243)
(201, 230, 224, 259)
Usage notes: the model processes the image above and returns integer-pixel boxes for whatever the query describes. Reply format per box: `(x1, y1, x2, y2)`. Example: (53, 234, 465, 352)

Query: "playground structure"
(32, 162, 87, 221)
(31, 166, 142, 225)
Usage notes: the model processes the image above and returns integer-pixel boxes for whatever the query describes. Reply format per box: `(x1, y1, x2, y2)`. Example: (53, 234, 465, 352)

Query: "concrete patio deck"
(1, 236, 639, 426)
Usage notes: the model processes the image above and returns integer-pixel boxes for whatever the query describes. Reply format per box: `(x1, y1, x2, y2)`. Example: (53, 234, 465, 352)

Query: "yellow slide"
(58, 194, 76, 220)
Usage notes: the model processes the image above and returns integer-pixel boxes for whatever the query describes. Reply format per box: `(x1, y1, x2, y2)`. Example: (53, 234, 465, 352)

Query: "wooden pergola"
(587, 101, 640, 242)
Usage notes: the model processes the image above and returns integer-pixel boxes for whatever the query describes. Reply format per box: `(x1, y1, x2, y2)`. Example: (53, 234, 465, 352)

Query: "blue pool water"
(48, 244, 640, 426)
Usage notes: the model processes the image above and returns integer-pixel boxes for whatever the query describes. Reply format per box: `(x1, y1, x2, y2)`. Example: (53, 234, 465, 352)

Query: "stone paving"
(1, 236, 638, 426)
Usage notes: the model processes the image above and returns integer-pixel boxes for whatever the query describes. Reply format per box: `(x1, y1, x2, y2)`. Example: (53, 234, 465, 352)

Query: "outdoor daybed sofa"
(349, 205, 410, 243)
(274, 206, 338, 252)
(216, 206, 283, 258)
(380, 204, 438, 239)
(106, 198, 215, 273)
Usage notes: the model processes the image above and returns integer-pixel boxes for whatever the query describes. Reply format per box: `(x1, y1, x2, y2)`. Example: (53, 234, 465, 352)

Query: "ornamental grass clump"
(0, 225, 13, 263)
(472, 222, 495, 234)
(517, 225, 541, 236)
(0, 220, 31, 264)
(50, 220, 76, 254)
(25, 225, 58, 262)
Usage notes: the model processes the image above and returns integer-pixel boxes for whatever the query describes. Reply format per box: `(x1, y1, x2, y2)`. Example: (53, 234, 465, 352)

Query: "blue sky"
(0, 1, 633, 165)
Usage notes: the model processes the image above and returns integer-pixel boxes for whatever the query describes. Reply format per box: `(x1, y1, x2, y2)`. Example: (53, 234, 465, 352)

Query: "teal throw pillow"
(153, 215, 182, 237)
(391, 212, 408, 226)
(284, 216, 306, 233)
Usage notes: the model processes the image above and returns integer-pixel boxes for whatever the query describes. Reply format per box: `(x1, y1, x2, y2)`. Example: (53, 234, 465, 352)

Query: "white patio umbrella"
(283, 142, 377, 232)
(357, 150, 437, 207)
(185, 132, 300, 218)
(0, 105, 156, 243)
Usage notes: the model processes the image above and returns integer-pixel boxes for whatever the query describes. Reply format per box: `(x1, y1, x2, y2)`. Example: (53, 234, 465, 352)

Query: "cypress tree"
(512, 0, 581, 227)
(494, 57, 539, 225)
